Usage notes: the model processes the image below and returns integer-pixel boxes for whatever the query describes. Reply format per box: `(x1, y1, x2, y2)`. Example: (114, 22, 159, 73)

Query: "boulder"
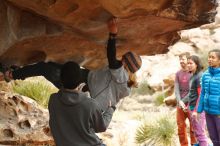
(0, 91, 54, 145)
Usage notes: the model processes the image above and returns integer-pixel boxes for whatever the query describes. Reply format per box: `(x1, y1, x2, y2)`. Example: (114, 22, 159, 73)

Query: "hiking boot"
(4, 70, 13, 82)
(10, 65, 19, 70)
(0, 63, 14, 82)
(0, 72, 4, 81)
(0, 63, 6, 81)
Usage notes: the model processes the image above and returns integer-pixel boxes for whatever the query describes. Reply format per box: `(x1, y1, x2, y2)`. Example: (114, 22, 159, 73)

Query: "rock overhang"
(0, 0, 218, 69)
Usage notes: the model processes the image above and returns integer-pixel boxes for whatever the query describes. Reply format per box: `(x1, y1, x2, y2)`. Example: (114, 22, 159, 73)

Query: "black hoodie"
(49, 89, 114, 146)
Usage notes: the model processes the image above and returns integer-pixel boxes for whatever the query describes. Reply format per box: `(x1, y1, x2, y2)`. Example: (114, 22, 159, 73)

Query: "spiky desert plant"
(135, 114, 176, 146)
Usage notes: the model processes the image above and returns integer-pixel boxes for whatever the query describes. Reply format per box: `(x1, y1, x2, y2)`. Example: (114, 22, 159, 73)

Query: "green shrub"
(135, 114, 176, 146)
(131, 80, 154, 96)
(154, 93, 166, 106)
(12, 78, 58, 108)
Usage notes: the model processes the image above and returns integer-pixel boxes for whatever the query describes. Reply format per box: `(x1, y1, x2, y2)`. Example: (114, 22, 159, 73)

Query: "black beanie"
(60, 61, 81, 89)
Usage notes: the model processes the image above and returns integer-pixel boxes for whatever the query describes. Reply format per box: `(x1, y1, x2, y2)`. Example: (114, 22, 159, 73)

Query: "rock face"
(0, 0, 218, 69)
(0, 91, 54, 145)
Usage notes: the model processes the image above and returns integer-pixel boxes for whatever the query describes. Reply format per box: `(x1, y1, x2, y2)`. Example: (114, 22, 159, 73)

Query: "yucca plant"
(12, 78, 58, 108)
(135, 114, 176, 146)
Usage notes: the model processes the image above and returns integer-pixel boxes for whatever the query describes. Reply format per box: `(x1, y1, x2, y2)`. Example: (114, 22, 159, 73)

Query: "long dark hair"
(187, 55, 203, 74)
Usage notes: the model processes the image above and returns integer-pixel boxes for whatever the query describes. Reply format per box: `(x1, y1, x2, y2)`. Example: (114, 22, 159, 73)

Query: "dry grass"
(11, 77, 58, 108)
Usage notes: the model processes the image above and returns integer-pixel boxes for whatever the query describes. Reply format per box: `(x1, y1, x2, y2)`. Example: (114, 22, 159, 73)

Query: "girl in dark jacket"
(182, 55, 208, 146)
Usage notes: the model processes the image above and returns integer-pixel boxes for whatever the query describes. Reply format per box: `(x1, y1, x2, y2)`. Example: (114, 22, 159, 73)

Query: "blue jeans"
(101, 144, 106, 146)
